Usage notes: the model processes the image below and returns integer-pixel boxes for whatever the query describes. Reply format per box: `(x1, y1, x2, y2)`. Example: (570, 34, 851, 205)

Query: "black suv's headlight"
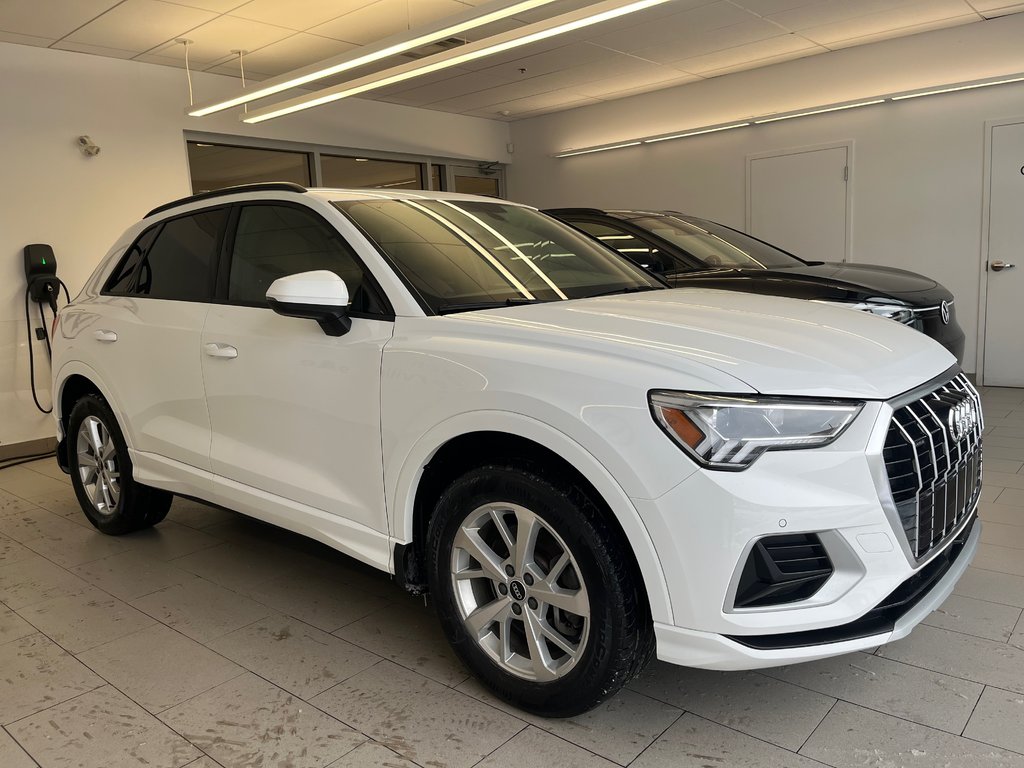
(649, 391, 863, 470)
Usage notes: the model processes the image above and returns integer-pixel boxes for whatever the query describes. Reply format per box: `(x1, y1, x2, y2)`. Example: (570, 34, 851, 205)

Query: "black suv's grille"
(883, 372, 982, 561)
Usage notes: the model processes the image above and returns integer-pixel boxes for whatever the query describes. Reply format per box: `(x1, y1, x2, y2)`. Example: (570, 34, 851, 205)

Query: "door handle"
(204, 343, 238, 359)
(93, 330, 117, 343)
(991, 260, 1016, 272)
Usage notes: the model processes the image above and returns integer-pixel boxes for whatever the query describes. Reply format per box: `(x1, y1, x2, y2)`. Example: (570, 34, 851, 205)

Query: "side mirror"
(266, 270, 352, 336)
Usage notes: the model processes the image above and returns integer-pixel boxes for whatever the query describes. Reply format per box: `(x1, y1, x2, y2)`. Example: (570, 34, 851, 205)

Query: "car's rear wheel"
(68, 394, 172, 535)
(427, 463, 653, 717)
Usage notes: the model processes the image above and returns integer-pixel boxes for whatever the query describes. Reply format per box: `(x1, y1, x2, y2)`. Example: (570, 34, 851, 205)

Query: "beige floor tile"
(0, 490, 37, 516)
(118, 521, 222, 562)
(77, 623, 243, 713)
(980, 502, 1024, 527)
(165, 497, 240, 530)
(630, 664, 835, 751)
(131, 578, 272, 643)
(986, 471, 1024, 490)
(326, 741, 418, 768)
(992, 428, 1024, 442)
(240, 569, 390, 633)
(763, 651, 982, 733)
(878, 624, 1024, 694)
(21, 518, 135, 568)
(987, 446, 1024, 463)
(28, 486, 89, 524)
(983, 486, 1005, 504)
(70, 550, 198, 601)
(981, 521, 1024, 550)
(0, 554, 91, 609)
(0, 633, 104, 725)
(0, 506, 79, 544)
(18, 585, 156, 654)
(996, 488, 1024, 507)
(23, 458, 69, 482)
(207, 614, 379, 699)
(973, 543, 1024, 577)
(0, 727, 35, 768)
(312, 661, 525, 768)
(0, 607, 35, 646)
(8, 685, 201, 767)
(334, 600, 469, 687)
(964, 687, 1024, 754)
(0, 469, 69, 500)
(801, 701, 1024, 767)
(160, 673, 365, 768)
(0, 535, 37, 567)
(183, 758, 222, 768)
(955, 567, 1024, 608)
(459, 678, 682, 765)
(923, 594, 1022, 642)
(988, 459, 1024, 474)
(632, 712, 828, 768)
(477, 726, 617, 768)
(170, 542, 293, 592)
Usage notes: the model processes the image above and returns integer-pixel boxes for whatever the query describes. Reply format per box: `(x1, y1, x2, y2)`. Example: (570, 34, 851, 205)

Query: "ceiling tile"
(573, 68, 702, 97)
(967, 0, 1024, 10)
(464, 88, 599, 117)
(761, 0, 960, 30)
(144, 13, 295, 64)
(620, 18, 789, 65)
(229, 0, 375, 31)
(586, 1, 758, 54)
(64, 0, 216, 53)
(310, 0, 471, 44)
(0, 29, 54, 47)
(669, 32, 822, 73)
(0, 0, 118, 40)
(52, 40, 140, 58)
(731, 0, 831, 15)
(161, 0, 250, 11)
(797, 0, 979, 45)
(823, 12, 978, 48)
(584, 72, 704, 100)
(224, 32, 357, 75)
(468, 94, 602, 120)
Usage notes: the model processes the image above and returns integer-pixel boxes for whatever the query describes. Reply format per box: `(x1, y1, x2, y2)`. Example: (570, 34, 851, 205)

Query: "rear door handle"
(93, 330, 117, 343)
(204, 343, 238, 359)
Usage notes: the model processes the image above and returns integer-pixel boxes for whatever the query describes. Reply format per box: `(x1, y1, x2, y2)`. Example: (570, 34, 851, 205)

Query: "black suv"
(546, 208, 965, 363)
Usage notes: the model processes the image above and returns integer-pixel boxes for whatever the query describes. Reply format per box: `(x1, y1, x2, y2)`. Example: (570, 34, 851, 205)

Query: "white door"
(983, 122, 1024, 387)
(748, 145, 849, 262)
(201, 203, 394, 536)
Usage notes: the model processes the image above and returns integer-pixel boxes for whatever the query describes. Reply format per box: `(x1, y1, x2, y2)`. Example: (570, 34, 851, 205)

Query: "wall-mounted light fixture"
(554, 72, 1024, 158)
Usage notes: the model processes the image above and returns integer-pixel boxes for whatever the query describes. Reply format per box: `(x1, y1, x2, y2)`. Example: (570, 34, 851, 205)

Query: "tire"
(427, 463, 654, 717)
(67, 394, 172, 535)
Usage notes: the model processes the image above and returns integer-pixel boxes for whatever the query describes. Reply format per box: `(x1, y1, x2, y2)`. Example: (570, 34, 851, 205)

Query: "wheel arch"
(390, 412, 673, 624)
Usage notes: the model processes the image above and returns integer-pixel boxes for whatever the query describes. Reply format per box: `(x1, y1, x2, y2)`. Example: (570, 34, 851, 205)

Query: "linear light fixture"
(240, 0, 675, 124)
(555, 141, 643, 158)
(187, 0, 561, 117)
(753, 99, 885, 124)
(644, 122, 750, 143)
(891, 75, 1024, 100)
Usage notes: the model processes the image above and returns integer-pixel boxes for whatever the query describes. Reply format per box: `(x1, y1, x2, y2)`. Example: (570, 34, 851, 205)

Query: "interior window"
(229, 204, 383, 314)
(117, 209, 225, 301)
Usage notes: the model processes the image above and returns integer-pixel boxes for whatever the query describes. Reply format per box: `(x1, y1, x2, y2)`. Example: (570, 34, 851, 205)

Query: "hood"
(458, 288, 956, 400)
(750, 262, 951, 304)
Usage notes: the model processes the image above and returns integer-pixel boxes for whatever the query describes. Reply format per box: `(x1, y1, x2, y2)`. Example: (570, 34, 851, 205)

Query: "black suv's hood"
(669, 261, 952, 306)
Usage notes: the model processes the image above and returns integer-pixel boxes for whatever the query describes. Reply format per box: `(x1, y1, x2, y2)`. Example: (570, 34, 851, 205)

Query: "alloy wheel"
(76, 415, 121, 516)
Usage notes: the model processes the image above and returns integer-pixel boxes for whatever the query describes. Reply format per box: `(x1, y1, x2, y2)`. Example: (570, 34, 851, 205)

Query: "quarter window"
(228, 204, 384, 314)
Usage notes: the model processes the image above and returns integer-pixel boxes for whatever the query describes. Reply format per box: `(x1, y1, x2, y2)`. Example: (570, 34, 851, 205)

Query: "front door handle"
(93, 330, 117, 343)
(204, 343, 238, 359)
(991, 260, 1016, 272)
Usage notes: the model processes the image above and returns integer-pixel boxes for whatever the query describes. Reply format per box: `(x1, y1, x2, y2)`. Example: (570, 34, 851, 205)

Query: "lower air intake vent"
(734, 533, 833, 609)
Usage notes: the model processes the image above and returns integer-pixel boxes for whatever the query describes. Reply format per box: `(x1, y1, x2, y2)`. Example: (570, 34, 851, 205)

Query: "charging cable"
(24, 278, 71, 414)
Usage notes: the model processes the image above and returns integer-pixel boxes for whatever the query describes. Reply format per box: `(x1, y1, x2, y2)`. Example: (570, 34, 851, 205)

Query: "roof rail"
(145, 182, 308, 218)
(541, 207, 607, 216)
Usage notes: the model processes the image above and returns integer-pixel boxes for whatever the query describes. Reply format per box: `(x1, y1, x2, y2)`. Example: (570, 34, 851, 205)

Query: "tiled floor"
(0, 386, 1023, 768)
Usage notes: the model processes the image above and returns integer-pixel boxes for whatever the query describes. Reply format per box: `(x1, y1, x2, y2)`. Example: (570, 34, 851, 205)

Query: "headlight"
(815, 300, 915, 325)
(649, 391, 863, 470)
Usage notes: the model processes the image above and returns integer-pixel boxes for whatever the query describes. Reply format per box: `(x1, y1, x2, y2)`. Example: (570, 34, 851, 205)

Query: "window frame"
(213, 200, 396, 322)
(100, 205, 230, 303)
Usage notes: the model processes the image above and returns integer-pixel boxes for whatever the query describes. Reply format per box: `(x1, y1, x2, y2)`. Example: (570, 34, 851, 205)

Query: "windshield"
(630, 215, 805, 271)
(336, 199, 660, 313)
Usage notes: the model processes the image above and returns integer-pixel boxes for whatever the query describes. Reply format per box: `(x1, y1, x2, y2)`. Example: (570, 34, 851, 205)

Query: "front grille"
(883, 372, 982, 561)
(734, 533, 833, 608)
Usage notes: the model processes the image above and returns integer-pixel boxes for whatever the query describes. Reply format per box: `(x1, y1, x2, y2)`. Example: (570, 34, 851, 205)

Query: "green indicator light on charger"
(41, 258, 46, 265)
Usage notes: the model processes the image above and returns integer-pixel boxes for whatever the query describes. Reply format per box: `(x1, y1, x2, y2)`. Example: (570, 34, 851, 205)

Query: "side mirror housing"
(266, 270, 352, 336)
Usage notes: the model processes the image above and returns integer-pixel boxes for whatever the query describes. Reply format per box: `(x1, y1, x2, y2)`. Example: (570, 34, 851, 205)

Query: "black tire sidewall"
(427, 464, 636, 717)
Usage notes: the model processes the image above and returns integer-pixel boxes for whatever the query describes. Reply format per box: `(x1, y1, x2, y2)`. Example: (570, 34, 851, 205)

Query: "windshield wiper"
(585, 285, 662, 299)
(437, 298, 541, 315)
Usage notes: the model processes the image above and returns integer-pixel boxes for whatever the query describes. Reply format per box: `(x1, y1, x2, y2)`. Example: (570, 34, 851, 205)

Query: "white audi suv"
(51, 183, 982, 716)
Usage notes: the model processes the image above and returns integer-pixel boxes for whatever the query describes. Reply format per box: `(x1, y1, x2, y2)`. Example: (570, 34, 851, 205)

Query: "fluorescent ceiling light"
(555, 141, 643, 158)
(187, 0, 560, 117)
(891, 75, 1024, 100)
(644, 122, 750, 143)
(241, 0, 674, 124)
(754, 100, 885, 123)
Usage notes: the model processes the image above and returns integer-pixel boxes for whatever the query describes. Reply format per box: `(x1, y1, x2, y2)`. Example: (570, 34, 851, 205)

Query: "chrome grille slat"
(882, 373, 982, 561)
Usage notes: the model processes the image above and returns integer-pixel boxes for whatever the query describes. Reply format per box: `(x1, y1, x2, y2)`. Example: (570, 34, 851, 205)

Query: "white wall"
(508, 13, 1024, 376)
(0, 42, 511, 448)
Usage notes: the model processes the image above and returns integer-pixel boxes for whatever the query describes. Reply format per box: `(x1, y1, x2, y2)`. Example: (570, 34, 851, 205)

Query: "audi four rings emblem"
(940, 300, 950, 325)
(948, 399, 978, 443)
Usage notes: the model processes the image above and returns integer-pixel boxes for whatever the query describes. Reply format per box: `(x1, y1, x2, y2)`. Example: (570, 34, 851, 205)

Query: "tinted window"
(110, 210, 224, 300)
(321, 155, 423, 190)
(187, 142, 311, 192)
(104, 226, 160, 295)
(336, 199, 659, 313)
(229, 205, 384, 314)
(631, 215, 803, 270)
(571, 220, 691, 274)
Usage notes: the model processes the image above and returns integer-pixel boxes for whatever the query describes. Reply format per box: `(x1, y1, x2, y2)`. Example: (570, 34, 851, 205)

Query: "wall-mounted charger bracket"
(24, 244, 59, 312)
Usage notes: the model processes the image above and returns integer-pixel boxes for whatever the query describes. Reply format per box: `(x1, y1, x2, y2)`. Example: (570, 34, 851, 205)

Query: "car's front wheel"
(427, 463, 654, 717)
(68, 394, 172, 535)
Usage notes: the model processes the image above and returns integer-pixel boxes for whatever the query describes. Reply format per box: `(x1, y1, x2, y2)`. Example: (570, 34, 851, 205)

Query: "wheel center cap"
(509, 580, 526, 601)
